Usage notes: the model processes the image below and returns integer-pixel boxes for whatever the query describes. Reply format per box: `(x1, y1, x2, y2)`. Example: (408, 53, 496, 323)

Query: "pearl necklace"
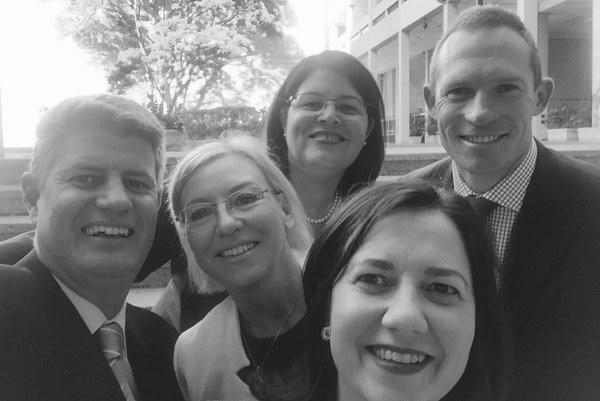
(306, 191, 341, 225)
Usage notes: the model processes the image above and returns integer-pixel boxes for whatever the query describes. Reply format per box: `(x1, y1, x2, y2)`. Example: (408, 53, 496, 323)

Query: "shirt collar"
(452, 138, 537, 212)
(51, 273, 127, 335)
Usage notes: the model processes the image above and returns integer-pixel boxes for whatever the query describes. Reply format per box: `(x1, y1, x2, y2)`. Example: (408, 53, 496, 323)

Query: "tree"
(59, 0, 289, 126)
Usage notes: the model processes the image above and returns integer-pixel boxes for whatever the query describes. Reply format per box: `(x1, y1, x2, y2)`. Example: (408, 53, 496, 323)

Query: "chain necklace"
(306, 191, 341, 225)
(240, 294, 299, 374)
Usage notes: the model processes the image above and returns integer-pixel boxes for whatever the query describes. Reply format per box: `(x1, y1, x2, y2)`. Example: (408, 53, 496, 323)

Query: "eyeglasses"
(177, 186, 270, 232)
(288, 93, 368, 116)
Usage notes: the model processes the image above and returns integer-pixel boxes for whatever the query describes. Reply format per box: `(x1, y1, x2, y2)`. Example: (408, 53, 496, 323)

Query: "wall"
(549, 38, 593, 101)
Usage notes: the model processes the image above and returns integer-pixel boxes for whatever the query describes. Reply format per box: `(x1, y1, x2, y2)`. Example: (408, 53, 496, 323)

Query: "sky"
(0, 0, 349, 148)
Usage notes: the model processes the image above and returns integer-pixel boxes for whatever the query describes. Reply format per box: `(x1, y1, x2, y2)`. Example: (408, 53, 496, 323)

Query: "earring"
(363, 140, 367, 146)
(321, 325, 331, 341)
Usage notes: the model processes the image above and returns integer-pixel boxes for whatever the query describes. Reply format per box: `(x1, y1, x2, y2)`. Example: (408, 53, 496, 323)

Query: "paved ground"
(127, 288, 164, 309)
(5, 138, 600, 159)
(384, 140, 600, 155)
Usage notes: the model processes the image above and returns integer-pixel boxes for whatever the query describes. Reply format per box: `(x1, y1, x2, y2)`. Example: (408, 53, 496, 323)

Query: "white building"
(341, 0, 599, 144)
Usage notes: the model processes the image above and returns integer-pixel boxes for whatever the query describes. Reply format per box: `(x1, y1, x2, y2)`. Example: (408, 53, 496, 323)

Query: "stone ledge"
(0, 215, 34, 241)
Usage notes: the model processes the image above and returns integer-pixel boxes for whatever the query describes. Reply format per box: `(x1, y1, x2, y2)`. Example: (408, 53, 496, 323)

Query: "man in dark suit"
(408, 6, 600, 401)
(0, 94, 183, 401)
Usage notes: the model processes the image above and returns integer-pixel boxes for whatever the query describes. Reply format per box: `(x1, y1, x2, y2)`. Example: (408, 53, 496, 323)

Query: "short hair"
(168, 133, 314, 287)
(303, 180, 512, 401)
(31, 94, 166, 183)
(429, 5, 542, 91)
(265, 50, 385, 196)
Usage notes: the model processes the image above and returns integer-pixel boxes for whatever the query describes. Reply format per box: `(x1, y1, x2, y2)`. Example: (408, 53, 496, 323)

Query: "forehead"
(48, 130, 156, 176)
(181, 153, 269, 202)
(434, 27, 534, 89)
(296, 69, 361, 98)
(346, 210, 472, 282)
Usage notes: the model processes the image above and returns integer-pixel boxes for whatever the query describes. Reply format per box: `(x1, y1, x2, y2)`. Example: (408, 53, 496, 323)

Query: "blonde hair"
(167, 133, 313, 290)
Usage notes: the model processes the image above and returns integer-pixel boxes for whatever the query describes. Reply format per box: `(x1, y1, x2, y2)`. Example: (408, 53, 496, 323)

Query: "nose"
(381, 284, 429, 334)
(215, 203, 243, 236)
(464, 91, 498, 126)
(317, 100, 341, 124)
(96, 177, 132, 213)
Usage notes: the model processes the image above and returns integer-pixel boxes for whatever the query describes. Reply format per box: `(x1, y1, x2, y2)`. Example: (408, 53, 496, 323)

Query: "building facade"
(343, 0, 599, 144)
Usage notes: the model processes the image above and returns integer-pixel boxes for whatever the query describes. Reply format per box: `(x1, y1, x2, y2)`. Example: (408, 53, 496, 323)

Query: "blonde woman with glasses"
(169, 134, 313, 401)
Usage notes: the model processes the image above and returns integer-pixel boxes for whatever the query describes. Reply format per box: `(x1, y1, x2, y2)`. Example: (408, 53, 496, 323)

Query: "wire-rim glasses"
(177, 186, 270, 232)
(287, 93, 369, 116)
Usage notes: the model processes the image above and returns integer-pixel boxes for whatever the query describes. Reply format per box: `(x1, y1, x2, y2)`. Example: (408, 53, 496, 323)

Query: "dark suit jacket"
(0, 251, 183, 401)
(407, 141, 600, 401)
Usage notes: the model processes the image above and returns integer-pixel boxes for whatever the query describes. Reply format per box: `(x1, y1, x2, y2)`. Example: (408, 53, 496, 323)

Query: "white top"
(174, 296, 256, 401)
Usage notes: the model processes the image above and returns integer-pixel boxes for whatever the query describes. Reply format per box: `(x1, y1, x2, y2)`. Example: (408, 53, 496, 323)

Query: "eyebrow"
(348, 259, 471, 288)
(443, 73, 527, 89)
(184, 181, 262, 206)
(348, 258, 394, 272)
(298, 91, 362, 100)
(424, 266, 471, 290)
(61, 162, 154, 179)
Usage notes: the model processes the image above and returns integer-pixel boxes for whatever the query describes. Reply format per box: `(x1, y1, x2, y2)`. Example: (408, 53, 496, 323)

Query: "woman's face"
(330, 209, 475, 401)
(179, 154, 292, 290)
(283, 69, 372, 176)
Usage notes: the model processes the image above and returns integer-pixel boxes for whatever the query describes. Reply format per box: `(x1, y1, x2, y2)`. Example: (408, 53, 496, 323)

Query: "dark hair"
(303, 180, 512, 401)
(429, 5, 542, 90)
(265, 50, 385, 196)
(32, 94, 165, 183)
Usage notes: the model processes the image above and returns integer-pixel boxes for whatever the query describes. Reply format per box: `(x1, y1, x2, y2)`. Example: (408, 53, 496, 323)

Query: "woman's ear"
(21, 172, 40, 222)
(366, 118, 375, 140)
(276, 192, 295, 229)
(279, 107, 289, 133)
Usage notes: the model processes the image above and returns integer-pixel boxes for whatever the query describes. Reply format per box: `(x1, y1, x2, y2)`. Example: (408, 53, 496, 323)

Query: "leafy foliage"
(546, 100, 592, 129)
(182, 106, 266, 139)
(59, 0, 293, 125)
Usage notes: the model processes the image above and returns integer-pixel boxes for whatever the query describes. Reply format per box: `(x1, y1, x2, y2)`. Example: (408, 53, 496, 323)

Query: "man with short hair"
(0, 94, 183, 401)
(409, 5, 600, 400)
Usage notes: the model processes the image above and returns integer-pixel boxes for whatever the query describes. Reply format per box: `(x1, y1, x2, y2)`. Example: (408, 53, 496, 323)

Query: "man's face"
(425, 27, 553, 188)
(30, 130, 159, 295)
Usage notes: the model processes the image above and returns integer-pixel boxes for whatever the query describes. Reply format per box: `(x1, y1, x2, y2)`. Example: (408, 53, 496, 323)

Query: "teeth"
(372, 347, 427, 365)
(464, 135, 501, 144)
(83, 225, 132, 238)
(220, 242, 256, 257)
(312, 133, 342, 142)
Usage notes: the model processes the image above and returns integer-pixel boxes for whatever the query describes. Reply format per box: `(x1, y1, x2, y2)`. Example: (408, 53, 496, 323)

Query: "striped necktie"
(95, 322, 138, 401)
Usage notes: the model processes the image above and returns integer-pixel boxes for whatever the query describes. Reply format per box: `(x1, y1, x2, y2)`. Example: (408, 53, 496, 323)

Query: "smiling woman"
(265, 50, 385, 235)
(168, 133, 314, 401)
(302, 180, 512, 401)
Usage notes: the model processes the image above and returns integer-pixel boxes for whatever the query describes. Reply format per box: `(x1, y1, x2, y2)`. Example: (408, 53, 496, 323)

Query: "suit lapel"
(126, 307, 154, 401)
(502, 144, 575, 336)
(19, 251, 126, 401)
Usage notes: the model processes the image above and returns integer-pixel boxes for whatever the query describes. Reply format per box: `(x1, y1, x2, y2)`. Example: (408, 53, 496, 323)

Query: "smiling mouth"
(82, 225, 133, 238)
(218, 242, 258, 258)
(309, 132, 344, 143)
(367, 346, 430, 365)
(460, 134, 506, 144)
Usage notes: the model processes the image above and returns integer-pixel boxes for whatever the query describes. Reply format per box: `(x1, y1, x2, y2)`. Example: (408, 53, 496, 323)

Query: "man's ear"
(423, 84, 437, 119)
(534, 77, 555, 115)
(21, 172, 40, 222)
